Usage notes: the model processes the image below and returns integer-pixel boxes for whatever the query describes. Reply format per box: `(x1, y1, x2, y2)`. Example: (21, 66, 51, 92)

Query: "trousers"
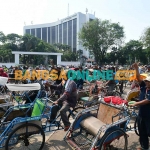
(50, 101, 71, 127)
(138, 116, 150, 149)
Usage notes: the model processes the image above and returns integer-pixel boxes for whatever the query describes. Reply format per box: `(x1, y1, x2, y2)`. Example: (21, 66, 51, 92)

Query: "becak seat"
(80, 102, 121, 138)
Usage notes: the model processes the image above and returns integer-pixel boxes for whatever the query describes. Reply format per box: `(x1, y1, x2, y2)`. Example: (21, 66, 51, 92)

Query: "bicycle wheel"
(134, 117, 139, 136)
(99, 128, 128, 150)
(113, 91, 121, 97)
(5, 122, 45, 150)
(68, 106, 85, 123)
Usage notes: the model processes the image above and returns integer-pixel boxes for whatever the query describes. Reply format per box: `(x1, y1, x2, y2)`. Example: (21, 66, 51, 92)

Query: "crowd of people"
(1, 62, 150, 149)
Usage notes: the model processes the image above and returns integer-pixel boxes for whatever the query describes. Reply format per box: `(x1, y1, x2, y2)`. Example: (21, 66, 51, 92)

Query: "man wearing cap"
(131, 63, 150, 150)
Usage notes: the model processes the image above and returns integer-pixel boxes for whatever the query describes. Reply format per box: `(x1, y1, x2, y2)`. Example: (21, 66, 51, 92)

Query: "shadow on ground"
(44, 129, 140, 150)
(44, 130, 71, 150)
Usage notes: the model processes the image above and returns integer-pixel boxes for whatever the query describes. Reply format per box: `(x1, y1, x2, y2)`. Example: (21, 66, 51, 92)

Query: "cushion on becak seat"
(80, 116, 105, 138)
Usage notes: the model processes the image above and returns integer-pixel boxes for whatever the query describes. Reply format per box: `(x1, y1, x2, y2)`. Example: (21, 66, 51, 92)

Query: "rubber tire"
(113, 91, 121, 97)
(134, 117, 139, 136)
(68, 106, 85, 120)
(99, 128, 128, 150)
(5, 122, 45, 150)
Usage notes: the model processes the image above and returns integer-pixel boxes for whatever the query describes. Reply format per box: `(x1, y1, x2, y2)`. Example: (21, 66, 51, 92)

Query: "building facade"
(23, 12, 95, 58)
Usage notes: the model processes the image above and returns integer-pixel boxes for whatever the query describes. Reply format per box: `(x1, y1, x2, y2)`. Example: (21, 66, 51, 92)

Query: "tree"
(0, 32, 87, 64)
(121, 40, 144, 64)
(0, 32, 6, 43)
(53, 43, 71, 51)
(141, 27, 150, 48)
(6, 33, 21, 45)
(141, 27, 150, 63)
(79, 19, 124, 64)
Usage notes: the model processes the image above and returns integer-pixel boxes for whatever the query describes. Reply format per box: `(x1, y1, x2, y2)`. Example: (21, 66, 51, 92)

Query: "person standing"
(131, 63, 150, 150)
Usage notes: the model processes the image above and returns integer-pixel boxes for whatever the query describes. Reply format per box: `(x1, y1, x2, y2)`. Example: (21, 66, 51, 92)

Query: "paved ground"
(44, 130, 140, 150)
(43, 86, 142, 150)
(0, 85, 143, 149)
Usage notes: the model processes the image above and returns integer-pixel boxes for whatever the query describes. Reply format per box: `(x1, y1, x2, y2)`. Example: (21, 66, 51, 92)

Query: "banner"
(14, 69, 67, 81)
(14, 69, 114, 81)
(114, 70, 136, 80)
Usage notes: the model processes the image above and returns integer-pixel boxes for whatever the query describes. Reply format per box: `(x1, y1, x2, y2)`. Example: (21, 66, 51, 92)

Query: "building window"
(48, 27, 50, 43)
(63, 22, 67, 45)
(25, 29, 30, 34)
(36, 28, 41, 39)
(55, 26, 58, 43)
(42, 27, 47, 42)
(31, 29, 35, 36)
(57, 25, 59, 43)
(73, 18, 77, 52)
(68, 20, 72, 48)
(59, 24, 62, 44)
(52, 26, 55, 44)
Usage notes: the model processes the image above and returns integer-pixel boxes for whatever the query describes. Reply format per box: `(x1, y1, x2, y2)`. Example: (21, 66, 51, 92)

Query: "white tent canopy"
(0, 77, 8, 86)
(6, 83, 41, 91)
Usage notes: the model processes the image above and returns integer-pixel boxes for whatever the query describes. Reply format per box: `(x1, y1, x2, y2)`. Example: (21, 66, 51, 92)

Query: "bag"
(31, 99, 45, 117)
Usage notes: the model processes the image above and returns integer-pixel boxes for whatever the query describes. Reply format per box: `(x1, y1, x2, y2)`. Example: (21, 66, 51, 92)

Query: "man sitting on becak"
(47, 77, 77, 131)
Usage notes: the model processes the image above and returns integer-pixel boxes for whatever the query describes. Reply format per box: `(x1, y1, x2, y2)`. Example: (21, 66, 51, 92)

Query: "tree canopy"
(0, 32, 78, 65)
(79, 19, 124, 64)
(1, 22, 150, 65)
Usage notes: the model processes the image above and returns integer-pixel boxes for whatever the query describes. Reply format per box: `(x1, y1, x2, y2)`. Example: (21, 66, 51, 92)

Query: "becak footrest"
(66, 138, 81, 150)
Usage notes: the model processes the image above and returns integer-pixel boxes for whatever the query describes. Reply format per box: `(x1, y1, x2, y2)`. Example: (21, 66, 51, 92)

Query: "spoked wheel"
(68, 106, 85, 123)
(113, 91, 121, 97)
(134, 117, 139, 136)
(99, 128, 128, 150)
(105, 91, 121, 97)
(5, 123, 45, 150)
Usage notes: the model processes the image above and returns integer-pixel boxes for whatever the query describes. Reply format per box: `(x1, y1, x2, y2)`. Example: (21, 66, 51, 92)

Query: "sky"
(0, 0, 150, 43)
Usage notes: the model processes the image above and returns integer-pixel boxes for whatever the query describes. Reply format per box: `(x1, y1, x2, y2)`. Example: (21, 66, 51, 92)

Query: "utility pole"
(86, 8, 88, 14)
(68, 3, 69, 16)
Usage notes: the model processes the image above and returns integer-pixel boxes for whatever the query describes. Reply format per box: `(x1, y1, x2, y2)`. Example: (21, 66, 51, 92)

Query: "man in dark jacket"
(131, 63, 150, 150)
(48, 78, 77, 131)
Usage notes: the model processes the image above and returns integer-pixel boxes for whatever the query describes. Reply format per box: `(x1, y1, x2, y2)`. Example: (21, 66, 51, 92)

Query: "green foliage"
(1, 23, 150, 65)
(0, 33, 59, 65)
(53, 43, 71, 51)
(0, 31, 6, 43)
(141, 27, 150, 48)
(79, 19, 124, 64)
(0, 44, 13, 62)
(54, 43, 78, 61)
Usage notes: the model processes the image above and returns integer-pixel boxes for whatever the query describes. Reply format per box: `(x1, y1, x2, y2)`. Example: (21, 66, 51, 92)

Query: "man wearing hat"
(131, 63, 150, 150)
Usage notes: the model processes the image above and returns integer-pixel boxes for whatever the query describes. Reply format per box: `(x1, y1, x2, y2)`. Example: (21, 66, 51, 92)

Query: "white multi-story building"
(23, 12, 95, 58)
